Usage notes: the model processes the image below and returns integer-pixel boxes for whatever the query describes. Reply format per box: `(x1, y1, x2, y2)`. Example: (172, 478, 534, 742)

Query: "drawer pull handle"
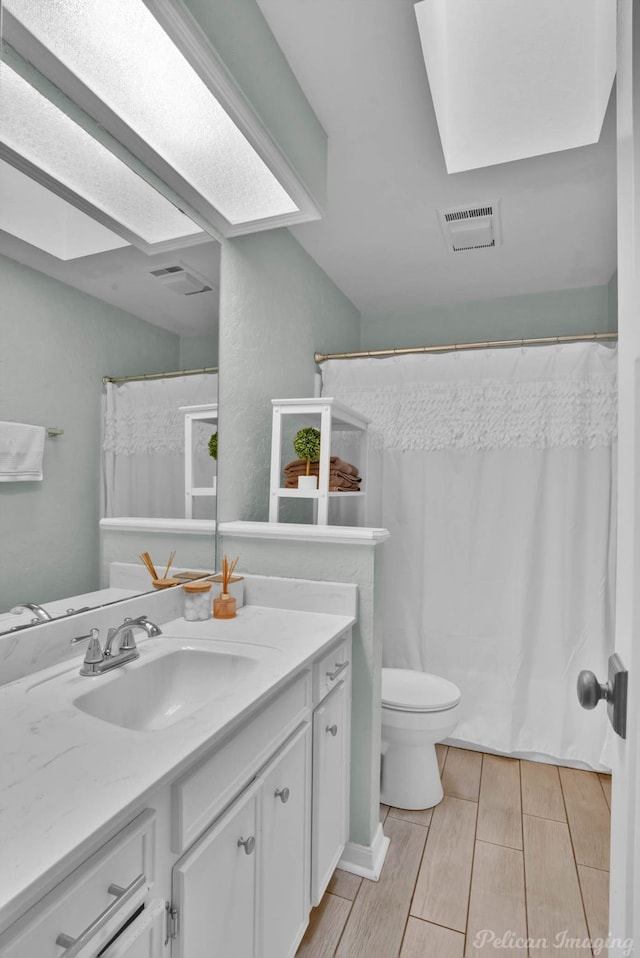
(326, 661, 349, 681)
(275, 787, 290, 804)
(238, 835, 256, 855)
(326, 724, 338, 737)
(55, 873, 146, 955)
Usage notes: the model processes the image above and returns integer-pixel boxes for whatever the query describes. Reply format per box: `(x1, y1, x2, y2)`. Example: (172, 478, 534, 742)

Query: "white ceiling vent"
(438, 202, 502, 253)
(150, 264, 214, 296)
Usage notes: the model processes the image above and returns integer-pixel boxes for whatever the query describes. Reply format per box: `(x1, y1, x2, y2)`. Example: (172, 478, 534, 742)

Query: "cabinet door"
(260, 723, 311, 958)
(172, 779, 260, 958)
(311, 680, 351, 905)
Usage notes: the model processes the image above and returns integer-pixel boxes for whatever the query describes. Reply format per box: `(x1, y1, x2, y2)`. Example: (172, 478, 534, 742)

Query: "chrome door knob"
(576, 670, 610, 710)
(576, 654, 628, 739)
(237, 835, 255, 855)
(274, 787, 290, 804)
(326, 724, 338, 736)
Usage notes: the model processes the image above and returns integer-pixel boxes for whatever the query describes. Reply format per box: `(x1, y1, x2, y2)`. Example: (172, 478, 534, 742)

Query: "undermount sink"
(73, 643, 260, 731)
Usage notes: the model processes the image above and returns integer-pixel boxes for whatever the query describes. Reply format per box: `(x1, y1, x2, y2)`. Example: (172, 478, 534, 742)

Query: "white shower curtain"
(102, 373, 217, 518)
(322, 343, 617, 769)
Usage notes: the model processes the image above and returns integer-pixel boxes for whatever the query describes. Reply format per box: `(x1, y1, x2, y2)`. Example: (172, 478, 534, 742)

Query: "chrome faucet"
(10, 603, 53, 622)
(80, 616, 162, 676)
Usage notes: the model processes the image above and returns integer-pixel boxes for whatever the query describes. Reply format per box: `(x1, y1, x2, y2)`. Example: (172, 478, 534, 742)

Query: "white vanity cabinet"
(311, 636, 352, 905)
(0, 626, 353, 958)
(172, 722, 311, 958)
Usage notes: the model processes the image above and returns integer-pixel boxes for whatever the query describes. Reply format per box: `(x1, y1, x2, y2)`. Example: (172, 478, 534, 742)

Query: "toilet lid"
(382, 668, 461, 712)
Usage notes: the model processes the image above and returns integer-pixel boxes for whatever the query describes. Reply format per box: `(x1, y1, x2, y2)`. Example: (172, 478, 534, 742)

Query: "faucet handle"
(119, 626, 137, 652)
(80, 630, 104, 675)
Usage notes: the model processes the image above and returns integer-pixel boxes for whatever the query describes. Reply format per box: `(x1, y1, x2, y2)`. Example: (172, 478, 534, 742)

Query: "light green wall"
(0, 255, 180, 613)
(217, 228, 360, 523)
(361, 283, 616, 350)
(179, 333, 218, 370)
(182, 0, 327, 211)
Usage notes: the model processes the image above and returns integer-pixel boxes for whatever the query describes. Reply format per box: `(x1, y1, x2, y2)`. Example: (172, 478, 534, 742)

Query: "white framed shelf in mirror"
(269, 398, 370, 526)
(180, 404, 218, 519)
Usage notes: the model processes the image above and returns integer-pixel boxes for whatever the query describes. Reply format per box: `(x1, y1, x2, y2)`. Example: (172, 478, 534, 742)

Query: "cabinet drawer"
(313, 633, 351, 704)
(172, 671, 311, 853)
(0, 810, 155, 958)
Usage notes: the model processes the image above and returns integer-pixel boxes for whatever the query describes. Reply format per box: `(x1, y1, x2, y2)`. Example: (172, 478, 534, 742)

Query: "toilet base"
(380, 741, 443, 810)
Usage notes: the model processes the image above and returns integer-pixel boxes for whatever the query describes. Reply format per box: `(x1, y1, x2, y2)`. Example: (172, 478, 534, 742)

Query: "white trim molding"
(100, 517, 215, 535)
(219, 520, 390, 546)
(338, 823, 391, 882)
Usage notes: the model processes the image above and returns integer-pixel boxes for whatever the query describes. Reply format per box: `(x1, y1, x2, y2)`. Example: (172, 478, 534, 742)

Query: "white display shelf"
(269, 398, 369, 526)
(180, 403, 218, 518)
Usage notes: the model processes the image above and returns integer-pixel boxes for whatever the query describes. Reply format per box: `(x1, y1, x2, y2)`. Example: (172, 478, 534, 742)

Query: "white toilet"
(381, 668, 461, 810)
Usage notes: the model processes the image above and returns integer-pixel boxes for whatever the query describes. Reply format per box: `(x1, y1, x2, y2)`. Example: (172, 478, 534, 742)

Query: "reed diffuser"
(213, 555, 239, 619)
(139, 550, 179, 588)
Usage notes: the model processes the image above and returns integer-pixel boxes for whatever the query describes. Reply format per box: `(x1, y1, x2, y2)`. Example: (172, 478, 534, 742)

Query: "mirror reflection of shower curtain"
(102, 373, 217, 518)
(322, 343, 617, 770)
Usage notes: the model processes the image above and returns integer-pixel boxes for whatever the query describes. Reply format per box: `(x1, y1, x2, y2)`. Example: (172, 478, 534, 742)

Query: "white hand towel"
(0, 421, 46, 481)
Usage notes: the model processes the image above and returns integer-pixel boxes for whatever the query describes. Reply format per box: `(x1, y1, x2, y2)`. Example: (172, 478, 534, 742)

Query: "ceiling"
(0, 225, 220, 338)
(256, 0, 617, 317)
(0, 0, 616, 334)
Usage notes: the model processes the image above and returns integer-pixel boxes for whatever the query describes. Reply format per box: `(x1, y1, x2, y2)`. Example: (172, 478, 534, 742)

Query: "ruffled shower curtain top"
(103, 373, 217, 518)
(322, 343, 617, 769)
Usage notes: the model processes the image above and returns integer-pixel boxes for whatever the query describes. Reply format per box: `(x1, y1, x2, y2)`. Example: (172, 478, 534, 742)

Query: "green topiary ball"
(208, 432, 218, 460)
(293, 427, 321, 463)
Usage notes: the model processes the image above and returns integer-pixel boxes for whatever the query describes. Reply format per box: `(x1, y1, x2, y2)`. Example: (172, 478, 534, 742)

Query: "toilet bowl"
(381, 668, 461, 810)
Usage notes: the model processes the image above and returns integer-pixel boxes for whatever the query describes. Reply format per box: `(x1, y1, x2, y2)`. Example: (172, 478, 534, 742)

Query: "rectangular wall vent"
(444, 205, 493, 222)
(438, 201, 501, 253)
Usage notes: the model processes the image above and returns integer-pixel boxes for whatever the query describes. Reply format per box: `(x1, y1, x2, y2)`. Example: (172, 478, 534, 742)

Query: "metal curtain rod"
(314, 331, 618, 364)
(102, 365, 218, 385)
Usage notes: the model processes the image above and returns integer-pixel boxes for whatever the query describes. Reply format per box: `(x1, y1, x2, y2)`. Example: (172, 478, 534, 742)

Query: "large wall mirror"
(0, 25, 221, 632)
(0, 198, 220, 631)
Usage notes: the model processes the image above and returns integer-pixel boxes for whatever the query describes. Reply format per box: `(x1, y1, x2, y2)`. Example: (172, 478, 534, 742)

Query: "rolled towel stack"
(283, 457, 362, 491)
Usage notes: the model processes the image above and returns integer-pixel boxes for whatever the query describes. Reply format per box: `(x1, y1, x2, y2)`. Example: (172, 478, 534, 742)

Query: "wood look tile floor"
(296, 746, 611, 957)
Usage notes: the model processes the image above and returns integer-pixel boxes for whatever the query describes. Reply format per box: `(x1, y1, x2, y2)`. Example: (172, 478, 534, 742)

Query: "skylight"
(0, 64, 204, 247)
(0, 158, 130, 260)
(414, 0, 616, 173)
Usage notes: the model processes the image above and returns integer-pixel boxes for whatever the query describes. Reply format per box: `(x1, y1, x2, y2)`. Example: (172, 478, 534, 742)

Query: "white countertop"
(0, 604, 353, 933)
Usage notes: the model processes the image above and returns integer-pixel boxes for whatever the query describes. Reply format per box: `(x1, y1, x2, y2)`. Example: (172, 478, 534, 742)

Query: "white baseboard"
(338, 823, 390, 881)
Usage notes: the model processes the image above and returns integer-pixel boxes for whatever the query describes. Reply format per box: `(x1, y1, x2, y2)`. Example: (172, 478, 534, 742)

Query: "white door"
(608, 2, 640, 951)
